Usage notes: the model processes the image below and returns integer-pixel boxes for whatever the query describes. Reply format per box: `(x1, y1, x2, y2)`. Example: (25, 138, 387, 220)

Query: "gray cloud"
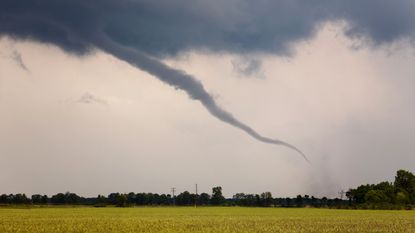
(75, 92, 108, 106)
(61, 92, 108, 106)
(232, 57, 264, 78)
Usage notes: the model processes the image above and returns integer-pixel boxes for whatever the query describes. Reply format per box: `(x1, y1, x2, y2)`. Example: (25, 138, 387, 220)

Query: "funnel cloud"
(97, 35, 308, 161)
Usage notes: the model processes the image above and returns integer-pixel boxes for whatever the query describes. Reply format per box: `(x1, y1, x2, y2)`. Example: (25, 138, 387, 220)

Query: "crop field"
(0, 207, 414, 233)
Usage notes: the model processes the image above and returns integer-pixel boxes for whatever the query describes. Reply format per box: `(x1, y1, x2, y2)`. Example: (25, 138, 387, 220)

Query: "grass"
(0, 207, 414, 233)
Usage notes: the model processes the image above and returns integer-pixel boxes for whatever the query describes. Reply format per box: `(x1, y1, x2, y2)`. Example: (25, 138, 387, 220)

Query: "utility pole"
(339, 190, 345, 200)
(195, 184, 198, 208)
(171, 187, 176, 206)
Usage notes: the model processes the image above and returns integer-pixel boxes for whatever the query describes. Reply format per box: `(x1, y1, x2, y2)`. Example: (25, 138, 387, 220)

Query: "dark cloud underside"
(1, 0, 414, 57)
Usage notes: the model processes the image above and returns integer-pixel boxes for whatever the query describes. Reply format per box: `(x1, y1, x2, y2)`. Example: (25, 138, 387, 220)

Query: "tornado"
(96, 35, 309, 162)
(0, 0, 311, 162)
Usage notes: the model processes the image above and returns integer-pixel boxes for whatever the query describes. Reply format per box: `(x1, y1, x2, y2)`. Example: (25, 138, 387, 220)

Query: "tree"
(96, 195, 106, 205)
(394, 170, 415, 203)
(199, 193, 210, 206)
(108, 193, 120, 205)
(260, 192, 273, 207)
(31, 194, 43, 204)
(295, 195, 303, 207)
(116, 194, 127, 207)
(11, 194, 29, 204)
(364, 190, 388, 204)
(321, 197, 328, 207)
(0, 194, 9, 204)
(303, 195, 310, 206)
(176, 191, 192, 205)
(347, 184, 374, 204)
(211, 186, 225, 205)
(190, 193, 198, 206)
(127, 192, 136, 205)
(233, 193, 245, 206)
(395, 191, 409, 205)
(153, 193, 162, 205)
(159, 194, 170, 205)
(374, 182, 395, 203)
(147, 193, 155, 205)
(65, 192, 81, 204)
(311, 196, 320, 207)
(51, 193, 66, 204)
(41, 195, 49, 204)
(135, 193, 148, 205)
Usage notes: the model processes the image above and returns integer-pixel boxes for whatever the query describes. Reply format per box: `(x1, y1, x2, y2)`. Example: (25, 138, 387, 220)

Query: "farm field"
(0, 207, 414, 233)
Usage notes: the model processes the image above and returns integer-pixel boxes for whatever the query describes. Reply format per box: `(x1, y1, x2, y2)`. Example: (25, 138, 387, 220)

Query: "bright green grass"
(0, 207, 414, 233)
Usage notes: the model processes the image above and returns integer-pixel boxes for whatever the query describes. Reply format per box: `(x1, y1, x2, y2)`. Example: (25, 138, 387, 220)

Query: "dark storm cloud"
(329, 0, 415, 44)
(2, 0, 414, 57)
(1, 0, 414, 162)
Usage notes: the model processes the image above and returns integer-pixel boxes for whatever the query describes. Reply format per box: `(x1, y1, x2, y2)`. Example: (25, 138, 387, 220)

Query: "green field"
(0, 207, 414, 233)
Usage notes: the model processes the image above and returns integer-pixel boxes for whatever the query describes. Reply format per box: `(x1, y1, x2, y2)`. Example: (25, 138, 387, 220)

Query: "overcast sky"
(1, 1, 415, 198)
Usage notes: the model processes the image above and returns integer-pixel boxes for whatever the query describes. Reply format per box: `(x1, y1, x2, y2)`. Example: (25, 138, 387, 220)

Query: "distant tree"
(116, 194, 127, 207)
(211, 187, 225, 205)
(51, 193, 66, 204)
(176, 191, 192, 205)
(395, 191, 410, 205)
(284, 197, 293, 207)
(65, 192, 81, 204)
(11, 194, 29, 204)
(260, 192, 273, 207)
(394, 170, 415, 203)
(303, 195, 310, 206)
(96, 195, 106, 205)
(245, 194, 256, 206)
(199, 193, 210, 206)
(189, 193, 198, 206)
(254, 194, 261, 206)
(127, 192, 136, 205)
(135, 193, 147, 205)
(0, 194, 8, 204)
(321, 197, 328, 207)
(31, 194, 43, 204)
(364, 190, 388, 204)
(347, 184, 374, 204)
(295, 195, 303, 207)
(41, 195, 49, 204)
(153, 193, 162, 205)
(159, 194, 170, 205)
(310, 196, 319, 207)
(233, 193, 259, 206)
(374, 182, 395, 203)
(147, 193, 156, 205)
(108, 193, 120, 205)
(233, 193, 245, 206)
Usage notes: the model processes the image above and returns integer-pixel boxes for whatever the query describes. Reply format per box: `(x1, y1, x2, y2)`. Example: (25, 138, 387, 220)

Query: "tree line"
(0, 187, 226, 207)
(1, 170, 413, 209)
(0, 186, 347, 208)
(346, 169, 415, 209)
